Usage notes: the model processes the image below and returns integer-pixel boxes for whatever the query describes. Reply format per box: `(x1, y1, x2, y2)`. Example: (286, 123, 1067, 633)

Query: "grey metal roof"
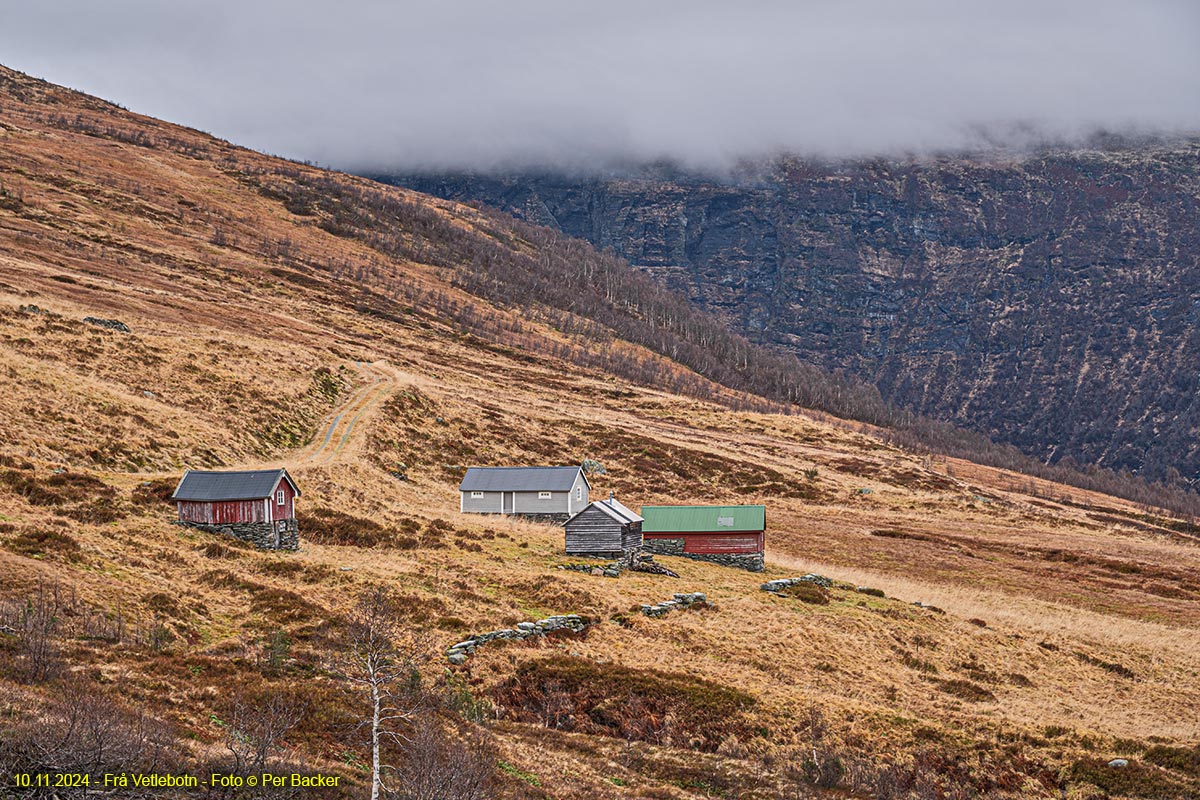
(595, 497, 642, 524)
(459, 466, 587, 492)
(172, 469, 299, 502)
(565, 496, 643, 526)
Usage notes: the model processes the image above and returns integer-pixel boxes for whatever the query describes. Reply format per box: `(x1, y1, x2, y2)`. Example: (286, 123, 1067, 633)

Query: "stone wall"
(642, 538, 763, 572)
(688, 552, 764, 572)
(177, 519, 298, 551)
(517, 512, 570, 524)
(761, 574, 832, 592)
(446, 614, 590, 664)
(639, 592, 707, 618)
(642, 538, 685, 556)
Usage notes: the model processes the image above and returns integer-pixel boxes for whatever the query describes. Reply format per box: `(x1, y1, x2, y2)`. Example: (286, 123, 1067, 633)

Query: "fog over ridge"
(2, 0, 1198, 173)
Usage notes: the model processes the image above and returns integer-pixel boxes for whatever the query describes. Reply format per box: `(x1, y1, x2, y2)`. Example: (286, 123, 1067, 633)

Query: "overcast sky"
(3, 1, 1199, 172)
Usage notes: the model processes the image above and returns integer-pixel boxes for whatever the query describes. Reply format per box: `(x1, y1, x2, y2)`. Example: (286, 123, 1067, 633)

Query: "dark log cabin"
(564, 494, 642, 558)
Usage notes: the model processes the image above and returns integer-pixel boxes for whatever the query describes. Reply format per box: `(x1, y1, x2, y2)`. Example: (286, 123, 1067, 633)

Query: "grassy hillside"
(1, 65, 1199, 799)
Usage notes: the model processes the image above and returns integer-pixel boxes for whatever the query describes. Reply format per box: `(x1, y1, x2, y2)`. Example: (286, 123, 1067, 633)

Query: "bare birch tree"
(327, 585, 431, 800)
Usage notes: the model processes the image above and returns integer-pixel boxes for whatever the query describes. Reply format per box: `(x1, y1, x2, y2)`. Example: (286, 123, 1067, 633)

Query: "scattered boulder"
(581, 458, 607, 475)
(1107, 759, 1129, 768)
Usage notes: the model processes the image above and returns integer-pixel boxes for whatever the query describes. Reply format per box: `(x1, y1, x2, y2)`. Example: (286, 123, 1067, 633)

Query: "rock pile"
(628, 552, 679, 578)
(446, 614, 590, 664)
(639, 592, 707, 618)
(83, 316, 131, 332)
(556, 551, 678, 578)
(558, 562, 622, 578)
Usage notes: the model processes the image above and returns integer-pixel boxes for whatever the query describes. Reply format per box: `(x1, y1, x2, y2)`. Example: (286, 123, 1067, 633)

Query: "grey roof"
(459, 466, 588, 492)
(172, 469, 299, 502)
(593, 497, 642, 524)
(566, 496, 643, 527)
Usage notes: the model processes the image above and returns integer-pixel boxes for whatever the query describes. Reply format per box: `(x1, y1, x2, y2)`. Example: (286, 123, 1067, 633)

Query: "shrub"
(1074, 651, 1136, 680)
(251, 589, 320, 624)
(782, 582, 830, 605)
(296, 508, 390, 547)
(1068, 758, 1189, 797)
(936, 679, 996, 703)
(258, 560, 305, 577)
(900, 652, 939, 675)
(0, 469, 124, 523)
(131, 477, 177, 506)
(493, 656, 757, 751)
(201, 542, 239, 559)
(0, 679, 184, 777)
(5, 529, 80, 560)
(143, 592, 183, 619)
(199, 569, 267, 593)
(1144, 744, 1200, 777)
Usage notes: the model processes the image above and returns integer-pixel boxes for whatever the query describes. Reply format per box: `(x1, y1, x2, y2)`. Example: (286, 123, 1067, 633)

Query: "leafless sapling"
(327, 585, 432, 800)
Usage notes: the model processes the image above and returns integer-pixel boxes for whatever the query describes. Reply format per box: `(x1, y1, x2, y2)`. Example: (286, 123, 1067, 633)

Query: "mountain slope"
(387, 144, 1200, 486)
(2, 65, 1200, 800)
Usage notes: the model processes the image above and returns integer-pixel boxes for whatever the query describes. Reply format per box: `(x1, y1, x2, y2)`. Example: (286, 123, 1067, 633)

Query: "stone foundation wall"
(643, 538, 685, 556)
(518, 512, 571, 524)
(642, 538, 763, 572)
(177, 519, 299, 551)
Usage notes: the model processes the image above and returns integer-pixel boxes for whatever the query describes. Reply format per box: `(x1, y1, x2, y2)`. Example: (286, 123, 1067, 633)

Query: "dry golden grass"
(2, 64, 1199, 798)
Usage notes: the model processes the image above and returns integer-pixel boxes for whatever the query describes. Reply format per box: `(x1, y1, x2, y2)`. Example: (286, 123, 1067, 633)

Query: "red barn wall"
(643, 531, 764, 554)
(272, 479, 297, 520)
(177, 499, 269, 525)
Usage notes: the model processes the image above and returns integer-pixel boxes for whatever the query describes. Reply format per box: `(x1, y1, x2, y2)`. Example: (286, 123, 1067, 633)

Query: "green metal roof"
(640, 505, 765, 533)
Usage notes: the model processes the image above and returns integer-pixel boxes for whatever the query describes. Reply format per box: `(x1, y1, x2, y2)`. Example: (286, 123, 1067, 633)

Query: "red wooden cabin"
(171, 468, 301, 550)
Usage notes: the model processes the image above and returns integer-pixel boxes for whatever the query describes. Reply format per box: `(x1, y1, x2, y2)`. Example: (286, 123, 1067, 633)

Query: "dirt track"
(294, 360, 398, 465)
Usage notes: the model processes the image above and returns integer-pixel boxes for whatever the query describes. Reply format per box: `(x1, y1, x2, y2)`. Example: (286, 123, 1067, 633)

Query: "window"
(539, 491, 552, 500)
(276, 489, 285, 505)
(575, 486, 582, 501)
(471, 491, 484, 499)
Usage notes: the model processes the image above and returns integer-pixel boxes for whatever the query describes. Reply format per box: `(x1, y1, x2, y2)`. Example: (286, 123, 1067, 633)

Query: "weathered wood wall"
(177, 499, 268, 525)
(565, 506, 627, 556)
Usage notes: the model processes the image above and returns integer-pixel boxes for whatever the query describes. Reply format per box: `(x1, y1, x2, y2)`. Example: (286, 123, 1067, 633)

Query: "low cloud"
(3, 1, 1199, 172)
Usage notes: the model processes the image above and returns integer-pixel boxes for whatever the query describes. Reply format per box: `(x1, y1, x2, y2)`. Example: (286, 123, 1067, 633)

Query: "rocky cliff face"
(382, 142, 1200, 483)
